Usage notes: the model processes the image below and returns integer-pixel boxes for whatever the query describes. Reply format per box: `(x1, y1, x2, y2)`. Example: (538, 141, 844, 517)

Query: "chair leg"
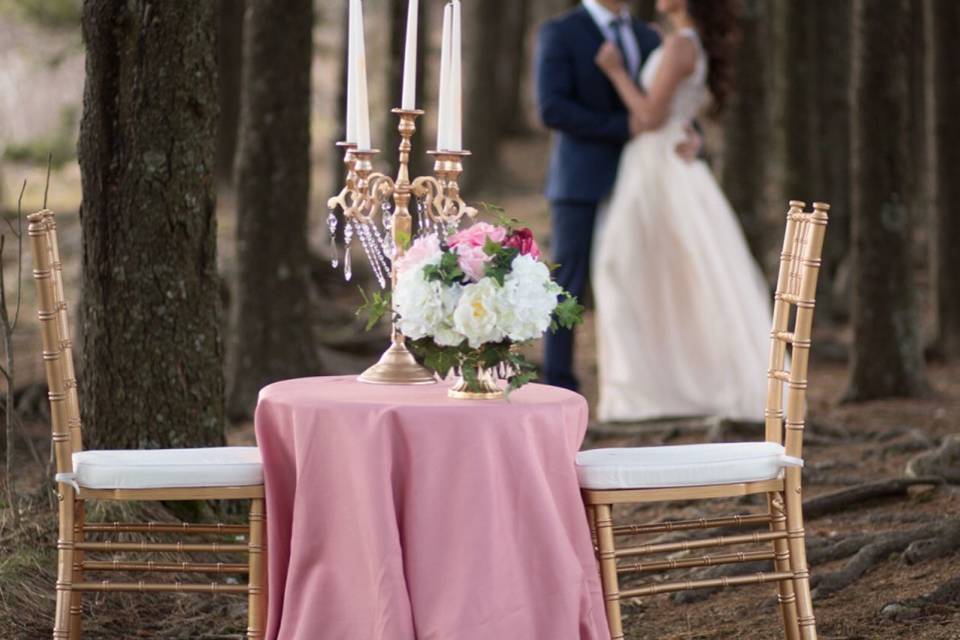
(594, 503, 624, 640)
(784, 471, 818, 640)
(53, 488, 76, 639)
(69, 500, 85, 639)
(247, 498, 266, 640)
(769, 492, 799, 640)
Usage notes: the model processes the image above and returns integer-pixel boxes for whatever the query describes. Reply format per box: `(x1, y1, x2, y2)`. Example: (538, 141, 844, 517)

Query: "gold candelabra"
(327, 108, 478, 385)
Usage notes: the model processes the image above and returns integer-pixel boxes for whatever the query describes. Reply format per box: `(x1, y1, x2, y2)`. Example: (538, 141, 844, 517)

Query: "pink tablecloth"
(255, 376, 609, 640)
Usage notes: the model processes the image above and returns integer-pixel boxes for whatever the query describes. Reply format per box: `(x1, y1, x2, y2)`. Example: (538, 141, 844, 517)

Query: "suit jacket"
(535, 6, 661, 203)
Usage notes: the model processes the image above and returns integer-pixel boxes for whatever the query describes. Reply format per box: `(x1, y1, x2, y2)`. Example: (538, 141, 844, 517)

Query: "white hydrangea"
(394, 255, 444, 340)
(496, 254, 561, 342)
(453, 277, 506, 348)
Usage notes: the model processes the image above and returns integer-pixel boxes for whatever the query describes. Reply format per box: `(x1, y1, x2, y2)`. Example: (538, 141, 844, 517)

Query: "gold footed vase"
(448, 367, 504, 400)
(359, 341, 437, 385)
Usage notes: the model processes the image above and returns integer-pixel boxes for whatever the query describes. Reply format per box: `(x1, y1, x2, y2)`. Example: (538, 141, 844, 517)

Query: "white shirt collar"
(582, 0, 631, 31)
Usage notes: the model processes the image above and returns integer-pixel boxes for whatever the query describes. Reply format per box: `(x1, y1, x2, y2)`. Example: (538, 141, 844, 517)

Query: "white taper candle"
(449, 0, 462, 151)
(437, 3, 453, 150)
(401, 0, 419, 110)
(345, 0, 358, 143)
(355, 0, 372, 150)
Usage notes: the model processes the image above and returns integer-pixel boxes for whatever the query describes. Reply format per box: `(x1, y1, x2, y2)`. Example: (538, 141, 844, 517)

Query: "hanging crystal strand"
(363, 220, 391, 286)
(371, 205, 395, 264)
(422, 198, 433, 234)
(415, 197, 426, 237)
(355, 221, 388, 289)
(343, 219, 354, 281)
(363, 221, 390, 289)
(327, 209, 340, 268)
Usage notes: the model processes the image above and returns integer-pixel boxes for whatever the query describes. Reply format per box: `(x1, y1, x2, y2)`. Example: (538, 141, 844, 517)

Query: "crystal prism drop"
(344, 245, 352, 281)
(327, 210, 340, 268)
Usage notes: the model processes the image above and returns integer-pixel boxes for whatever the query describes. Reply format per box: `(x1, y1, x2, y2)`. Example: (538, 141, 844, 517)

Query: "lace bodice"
(639, 28, 708, 123)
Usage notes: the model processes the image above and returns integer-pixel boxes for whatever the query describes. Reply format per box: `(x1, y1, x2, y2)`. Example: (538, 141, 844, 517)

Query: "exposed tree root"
(906, 434, 960, 484)
(881, 576, 960, 621)
(812, 518, 960, 598)
(802, 476, 942, 520)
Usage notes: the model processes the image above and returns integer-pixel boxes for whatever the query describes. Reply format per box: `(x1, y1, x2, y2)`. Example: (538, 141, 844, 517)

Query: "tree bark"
(463, 0, 506, 192)
(777, 0, 820, 207)
(720, 0, 772, 262)
(932, 0, 960, 356)
(216, 0, 245, 184)
(497, 0, 532, 137)
(845, 0, 929, 401)
(226, 0, 319, 420)
(810, 0, 852, 318)
(78, 1, 224, 449)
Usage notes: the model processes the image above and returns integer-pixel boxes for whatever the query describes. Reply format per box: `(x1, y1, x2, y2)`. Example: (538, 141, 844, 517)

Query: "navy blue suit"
(535, 6, 661, 391)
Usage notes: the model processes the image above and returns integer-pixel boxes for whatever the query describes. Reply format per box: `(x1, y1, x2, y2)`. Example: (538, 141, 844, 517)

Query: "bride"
(592, 0, 771, 422)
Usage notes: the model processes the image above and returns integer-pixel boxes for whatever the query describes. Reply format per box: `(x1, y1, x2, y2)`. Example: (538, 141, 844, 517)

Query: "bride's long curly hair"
(686, 0, 740, 112)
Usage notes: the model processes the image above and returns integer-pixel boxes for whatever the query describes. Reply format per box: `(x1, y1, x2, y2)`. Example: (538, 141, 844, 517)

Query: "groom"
(535, 0, 696, 391)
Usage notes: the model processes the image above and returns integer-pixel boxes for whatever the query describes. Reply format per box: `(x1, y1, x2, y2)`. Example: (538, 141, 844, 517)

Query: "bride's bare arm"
(595, 35, 698, 133)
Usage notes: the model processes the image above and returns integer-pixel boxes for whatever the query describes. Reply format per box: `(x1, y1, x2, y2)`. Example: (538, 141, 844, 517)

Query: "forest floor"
(1, 132, 959, 638)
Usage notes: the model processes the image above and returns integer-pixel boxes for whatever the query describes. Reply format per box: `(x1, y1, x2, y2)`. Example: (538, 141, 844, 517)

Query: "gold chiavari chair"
(28, 210, 267, 639)
(577, 201, 829, 640)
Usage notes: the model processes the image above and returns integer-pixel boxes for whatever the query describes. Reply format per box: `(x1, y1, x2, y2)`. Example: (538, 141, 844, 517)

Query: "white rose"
(453, 278, 505, 348)
(497, 254, 560, 342)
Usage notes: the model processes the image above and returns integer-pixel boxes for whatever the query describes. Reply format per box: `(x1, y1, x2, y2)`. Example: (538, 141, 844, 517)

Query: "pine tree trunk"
(226, 0, 318, 420)
(932, 0, 960, 356)
(216, 0, 245, 184)
(778, 0, 821, 210)
(721, 0, 771, 262)
(78, 1, 224, 449)
(463, 0, 505, 192)
(845, 0, 929, 401)
(810, 0, 852, 318)
(497, 0, 532, 137)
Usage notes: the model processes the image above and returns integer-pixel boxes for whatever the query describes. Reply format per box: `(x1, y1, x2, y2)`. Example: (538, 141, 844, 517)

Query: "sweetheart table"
(255, 376, 609, 639)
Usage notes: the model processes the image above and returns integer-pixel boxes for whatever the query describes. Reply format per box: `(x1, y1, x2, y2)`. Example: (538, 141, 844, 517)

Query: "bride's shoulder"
(658, 33, 698, 73)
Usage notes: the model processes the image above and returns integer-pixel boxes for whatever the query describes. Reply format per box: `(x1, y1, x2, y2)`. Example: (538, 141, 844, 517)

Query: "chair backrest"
(765, 201, 829, 460)
(28, 210, 82, 477)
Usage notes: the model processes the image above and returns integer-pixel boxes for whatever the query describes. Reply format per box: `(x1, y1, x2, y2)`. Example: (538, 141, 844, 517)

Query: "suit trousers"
(543, 200, 600, 392)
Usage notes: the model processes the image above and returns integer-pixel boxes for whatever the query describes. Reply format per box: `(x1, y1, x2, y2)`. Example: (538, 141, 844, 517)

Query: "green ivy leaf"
(554, 292, 584, 331)
(356, 287, 391, 331)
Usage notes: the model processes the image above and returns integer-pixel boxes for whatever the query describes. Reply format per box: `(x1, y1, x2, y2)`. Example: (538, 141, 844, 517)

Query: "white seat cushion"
(71, 447, 263, 490)
(576, 442, 802, 490)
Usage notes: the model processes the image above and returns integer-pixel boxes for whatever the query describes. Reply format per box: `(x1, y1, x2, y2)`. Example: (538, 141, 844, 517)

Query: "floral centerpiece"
(376, 218, 582, 398)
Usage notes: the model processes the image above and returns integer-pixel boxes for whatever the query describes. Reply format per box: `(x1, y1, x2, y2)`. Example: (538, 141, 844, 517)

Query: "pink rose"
(447, 222, 507, 249)
(504, 227, 542, 259)
(396, 234, 441, 275)
(455, 244, 491, 282)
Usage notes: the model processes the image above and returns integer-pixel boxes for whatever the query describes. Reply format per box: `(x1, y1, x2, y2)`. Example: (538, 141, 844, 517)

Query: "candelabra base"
(358, 341, 437, 385)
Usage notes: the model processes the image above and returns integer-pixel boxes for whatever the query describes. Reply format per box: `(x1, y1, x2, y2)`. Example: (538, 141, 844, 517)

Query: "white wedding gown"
(593, 28, 771, 423)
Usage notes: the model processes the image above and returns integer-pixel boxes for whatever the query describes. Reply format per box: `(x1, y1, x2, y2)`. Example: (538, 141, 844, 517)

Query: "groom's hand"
(675, 125, 702, 163)
(595, 42, 625, 76)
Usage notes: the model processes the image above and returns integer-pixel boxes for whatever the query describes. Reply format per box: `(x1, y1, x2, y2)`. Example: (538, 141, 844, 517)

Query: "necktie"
(609, 17, 631, 75)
